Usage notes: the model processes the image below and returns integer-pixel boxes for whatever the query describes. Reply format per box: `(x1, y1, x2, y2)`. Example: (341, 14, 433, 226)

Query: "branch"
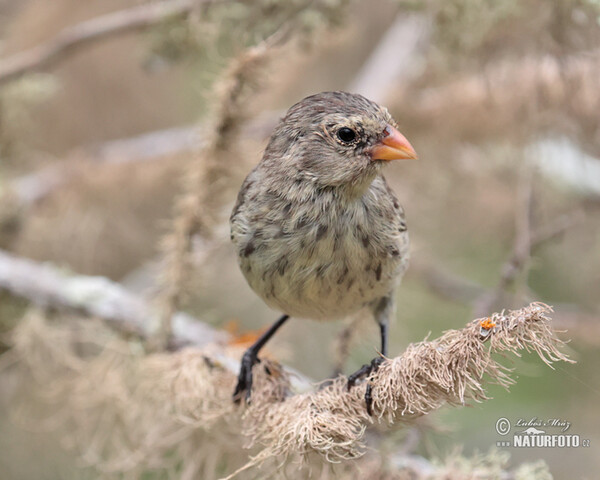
(153, 28, 290, 350)
(410, 208, 580, 307)
(0, 0, 206, 85)
(7, 52, 597, 212)
(2, 115, 280, 210)
(240, 304, 571, 467)
(349, 12, 432, 103)
(8, 302, 571, 479)
(0, 248, 226, 348)
(408, 260, 486, 304)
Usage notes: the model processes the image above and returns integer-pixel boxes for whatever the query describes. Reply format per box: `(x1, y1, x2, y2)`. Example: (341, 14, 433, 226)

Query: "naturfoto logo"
(495, 417, 591, 449)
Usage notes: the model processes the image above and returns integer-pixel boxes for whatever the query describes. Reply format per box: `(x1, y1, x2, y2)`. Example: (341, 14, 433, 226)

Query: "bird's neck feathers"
(260, 165, 381, 205)
(330, 169, 381, 199)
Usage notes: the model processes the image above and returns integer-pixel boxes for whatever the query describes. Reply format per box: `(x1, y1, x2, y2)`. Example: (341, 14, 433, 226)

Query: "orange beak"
(370, 125, 417, 161)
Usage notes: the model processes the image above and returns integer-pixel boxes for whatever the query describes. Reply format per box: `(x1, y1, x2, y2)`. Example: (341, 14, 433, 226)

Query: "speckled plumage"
(231, 91, 409, 321)
(230, 91, 415, 405)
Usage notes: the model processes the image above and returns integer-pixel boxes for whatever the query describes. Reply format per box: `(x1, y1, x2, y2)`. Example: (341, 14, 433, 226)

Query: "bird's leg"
(233, 313, 290, 404)
(347, 296, 393, 415)
(378, 317, 389, 357)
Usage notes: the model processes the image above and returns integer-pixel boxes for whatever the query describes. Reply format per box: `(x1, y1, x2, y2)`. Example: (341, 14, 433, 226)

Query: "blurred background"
(0, 0, 599, 478)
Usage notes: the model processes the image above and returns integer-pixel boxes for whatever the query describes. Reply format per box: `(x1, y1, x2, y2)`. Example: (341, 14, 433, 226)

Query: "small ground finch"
(230, 91, 417, 412)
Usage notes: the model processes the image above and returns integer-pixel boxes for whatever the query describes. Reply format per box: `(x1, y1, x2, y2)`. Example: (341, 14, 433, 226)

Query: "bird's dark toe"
(347, 363, 372, 390)
(365, 383, 376, 415)
(346, 355, 385, 415)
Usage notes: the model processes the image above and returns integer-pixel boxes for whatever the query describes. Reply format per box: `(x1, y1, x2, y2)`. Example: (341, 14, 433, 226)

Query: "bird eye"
(337, 127, 357, 144)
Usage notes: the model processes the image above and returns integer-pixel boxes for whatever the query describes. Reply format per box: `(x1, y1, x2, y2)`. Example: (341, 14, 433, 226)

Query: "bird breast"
(231, 176, 409, 320)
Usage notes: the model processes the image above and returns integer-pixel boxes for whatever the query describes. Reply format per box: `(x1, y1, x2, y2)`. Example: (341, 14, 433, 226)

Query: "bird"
(230, 91, 417, 413)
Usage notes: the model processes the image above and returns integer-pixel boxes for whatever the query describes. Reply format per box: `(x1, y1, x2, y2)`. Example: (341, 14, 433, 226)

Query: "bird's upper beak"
(370, 125, 417, 161)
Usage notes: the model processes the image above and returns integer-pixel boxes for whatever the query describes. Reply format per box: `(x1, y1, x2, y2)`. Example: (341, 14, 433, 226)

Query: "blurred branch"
(407, 163, 589, 331)
(8, 51, 599, 212)
(154, 29, 289, 351)
(474, 168, 535, 317)
(8, 162, 75, 208)
(2, 7, 431, 210)
(411, 212, 579, 309)
(6, 126, 203, 209)
(410, 256, 600, 345)
(332, 314, 364, 375)
(89, 125, 204, 164)
(409, 261, 486, 304)
(0, 248, 227, 348)
(409, 205, 598, 345)
(3, 116, 280, 210)
(402, 53, 600, 141)
(473, 165, 588, 318)
(349, 12, 432, 103)
(0, 0, 208, 86)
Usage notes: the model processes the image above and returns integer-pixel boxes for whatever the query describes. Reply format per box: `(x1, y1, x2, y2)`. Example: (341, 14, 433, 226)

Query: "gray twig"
(0, 248, 227, 349)
(0, 0, 207, 85)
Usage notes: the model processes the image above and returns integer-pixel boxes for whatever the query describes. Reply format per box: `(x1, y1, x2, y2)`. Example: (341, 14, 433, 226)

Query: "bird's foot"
(347, 356, 385, 415)
(233, 349, 259, 404)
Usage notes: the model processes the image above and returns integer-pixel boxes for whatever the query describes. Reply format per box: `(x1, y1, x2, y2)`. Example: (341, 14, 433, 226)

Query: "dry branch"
(0, 248, 226, 348)
(239, 303, 571, 466)
(0, 0, 207, 85)
(7, 302, 571, 479)
(154, 31, 286, 349)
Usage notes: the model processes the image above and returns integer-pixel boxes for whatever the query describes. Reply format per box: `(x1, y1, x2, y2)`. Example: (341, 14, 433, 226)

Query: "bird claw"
(347, 356, 385, 415)
(233, 350, 259, 404)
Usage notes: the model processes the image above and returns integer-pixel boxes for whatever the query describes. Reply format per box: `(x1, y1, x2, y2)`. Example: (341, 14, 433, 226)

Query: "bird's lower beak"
(370, 125, 417, 161)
